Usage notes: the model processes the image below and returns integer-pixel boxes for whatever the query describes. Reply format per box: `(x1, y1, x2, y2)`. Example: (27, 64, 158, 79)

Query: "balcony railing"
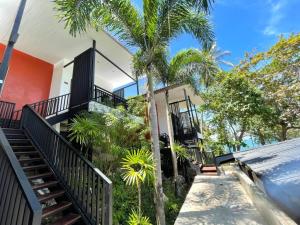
(92, 85, 127, 108)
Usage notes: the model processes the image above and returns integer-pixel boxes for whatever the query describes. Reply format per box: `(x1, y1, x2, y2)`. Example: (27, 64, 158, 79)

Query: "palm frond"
(190, 0, 215, 13)
(157, 2, 214, 49)
(121, 149, 154, 186)
(54, 0, 99, 36)
(93, 0, 145, 48)
(143, 0, 159, 47)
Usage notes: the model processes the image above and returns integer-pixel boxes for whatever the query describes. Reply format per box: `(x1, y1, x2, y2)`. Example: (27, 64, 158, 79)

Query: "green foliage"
(55, 0, 216, 223)
(68, 113, 102, 148)
(201, 33, 300, 151)
(172, 143, 189, 162)
(121, 149, 154, 186)
(127, 210, 152, 225)
(201, 71, 269, 151)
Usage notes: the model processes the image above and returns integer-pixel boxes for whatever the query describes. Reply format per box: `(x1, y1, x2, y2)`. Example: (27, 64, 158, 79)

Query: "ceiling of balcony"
(0, 0, 134, 89)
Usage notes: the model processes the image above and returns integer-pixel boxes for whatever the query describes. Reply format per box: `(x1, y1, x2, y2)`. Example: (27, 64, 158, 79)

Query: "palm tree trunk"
(137, 182, 141, 218)
(164, 91, 179, 193)
(146, 73, 166, 225)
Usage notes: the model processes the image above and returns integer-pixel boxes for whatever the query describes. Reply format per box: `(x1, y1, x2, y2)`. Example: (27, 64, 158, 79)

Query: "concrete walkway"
(174, 175, 267, 225)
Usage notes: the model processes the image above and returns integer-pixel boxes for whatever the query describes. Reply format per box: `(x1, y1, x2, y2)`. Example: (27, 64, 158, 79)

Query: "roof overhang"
(0, 0, 134, 89)
(154, 84, 203, 107)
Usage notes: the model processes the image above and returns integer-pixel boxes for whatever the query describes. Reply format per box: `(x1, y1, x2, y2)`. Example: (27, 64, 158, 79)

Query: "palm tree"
(122, 149, 154, 223)
(54, 1, 214, 224)
(149, 49, 218, 192)
(208, 42, 234, 68)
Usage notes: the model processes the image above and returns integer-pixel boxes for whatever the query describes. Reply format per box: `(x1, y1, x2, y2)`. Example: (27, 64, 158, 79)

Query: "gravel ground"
(174, 174, 267, 225)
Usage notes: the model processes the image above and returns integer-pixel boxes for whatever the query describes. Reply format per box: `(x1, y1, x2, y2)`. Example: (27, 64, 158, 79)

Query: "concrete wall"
(233, 168, 297, 225)
(0, 43, 53, 110)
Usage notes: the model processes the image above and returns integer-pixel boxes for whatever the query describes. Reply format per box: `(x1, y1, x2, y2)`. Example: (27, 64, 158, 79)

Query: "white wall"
(155, 93, 168, 134)
(49, 59, 73, 98)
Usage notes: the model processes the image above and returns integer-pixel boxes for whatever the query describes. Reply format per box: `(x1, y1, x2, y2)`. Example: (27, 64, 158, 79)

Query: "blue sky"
(119, 0, 300, 96)
(130, 0, 300, 66)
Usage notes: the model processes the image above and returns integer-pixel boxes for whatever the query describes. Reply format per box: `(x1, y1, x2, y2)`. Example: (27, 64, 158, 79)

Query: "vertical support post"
(0, 0, 27, 94)
(136, 74, 139, 95)
(102, 181, 113, 225)
(188, 96, 195, 127)
(91, 40, 96, 101)
(194, 104, 200, 128)
(183, 89, 193, 131)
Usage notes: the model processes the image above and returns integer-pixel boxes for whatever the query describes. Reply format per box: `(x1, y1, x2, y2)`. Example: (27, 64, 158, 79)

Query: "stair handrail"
(21, 105, 112, 225)
(0, 100, 16, 128)
(0, 128, 42, 225)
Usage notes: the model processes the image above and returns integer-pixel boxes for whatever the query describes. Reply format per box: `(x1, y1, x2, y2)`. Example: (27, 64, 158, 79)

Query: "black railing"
(93, 85, 127, 108)
(9, 109, 22, 128)
(21, 105, 112, 225)
(0, 128, 42, 225)
(31, 93, 70, 118)
(0, 100, 15, 128)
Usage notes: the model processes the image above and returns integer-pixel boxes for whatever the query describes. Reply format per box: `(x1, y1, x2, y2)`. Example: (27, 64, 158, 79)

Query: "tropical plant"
(144, 48, 218, 191)
(122, 149, 154, 223)
(68, 113, 103, 161)
(172, 143, 189, 162)
(128, 210, 152, 225)
(207, 42, 234, 67)
(54, 1, 215, 223)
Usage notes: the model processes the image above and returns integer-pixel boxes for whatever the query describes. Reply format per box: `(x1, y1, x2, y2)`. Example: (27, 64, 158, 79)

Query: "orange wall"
(0, 43, 53, 110)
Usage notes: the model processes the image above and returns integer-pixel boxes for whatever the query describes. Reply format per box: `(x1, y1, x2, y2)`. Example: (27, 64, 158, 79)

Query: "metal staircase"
(3, 128, 82, 225)
(0, 102, 113, 225)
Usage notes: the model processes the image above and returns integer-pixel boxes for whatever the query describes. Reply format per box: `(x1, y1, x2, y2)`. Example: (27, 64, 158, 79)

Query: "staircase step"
(5, 134, 27, 139)
(12, 145, 35, 150)
(19, 157, 43, 163)
(201, 166, 217, 172)
(7, 138, 31, 146)
(15, 151, 39, 156)
(33, 180, 59, 190)
(2, 128, 24, 134)
(52, 213, 81, 225)
(28, 172, 53, 180)
(38, 190, 65, 203)
(42, 201, 72, 218)
(23, 164, 48, 171)
(201, 172, 218, 176)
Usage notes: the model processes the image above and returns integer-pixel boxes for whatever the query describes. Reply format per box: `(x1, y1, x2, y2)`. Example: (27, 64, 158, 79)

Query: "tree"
(145, 48, 217, 193)
(54, 1, 214, 224)
(240, 34, 300, 141)
(201, 71, 269, 151)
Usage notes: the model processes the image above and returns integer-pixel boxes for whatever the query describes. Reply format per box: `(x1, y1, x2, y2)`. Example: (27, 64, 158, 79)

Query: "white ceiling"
(0, 0, 134, 89)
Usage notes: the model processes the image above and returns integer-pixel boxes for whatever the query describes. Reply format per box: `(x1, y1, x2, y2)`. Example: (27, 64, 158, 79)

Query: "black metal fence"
(93, 85, 127, 108)
(31, 93, 71, 118)
(0, 101, 15, 128)
(21, 106, 112, 225)
(0, 128, 42, 225)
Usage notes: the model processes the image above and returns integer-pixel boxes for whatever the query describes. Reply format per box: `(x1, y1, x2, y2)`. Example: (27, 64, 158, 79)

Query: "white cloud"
(263, 0, 287, 36)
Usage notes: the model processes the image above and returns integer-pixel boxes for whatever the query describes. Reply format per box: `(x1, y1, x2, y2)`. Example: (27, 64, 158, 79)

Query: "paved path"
(174, 175, 267, 225)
